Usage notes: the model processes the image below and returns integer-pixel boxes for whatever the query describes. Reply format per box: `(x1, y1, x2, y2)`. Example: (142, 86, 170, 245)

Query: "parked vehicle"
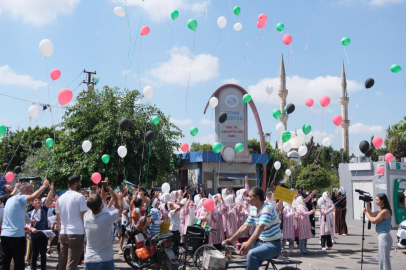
(397, 220, 406, 249)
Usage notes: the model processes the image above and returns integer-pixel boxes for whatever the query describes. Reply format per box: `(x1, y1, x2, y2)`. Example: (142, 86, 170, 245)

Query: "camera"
(355, 189, 373, 202)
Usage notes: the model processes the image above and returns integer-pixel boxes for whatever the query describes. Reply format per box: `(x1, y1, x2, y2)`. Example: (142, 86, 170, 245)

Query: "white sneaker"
(342, 234, 347, 236)
(332, 239, 335, 244)
(322, 247, 327, 251)
(319, 240, 321, 244)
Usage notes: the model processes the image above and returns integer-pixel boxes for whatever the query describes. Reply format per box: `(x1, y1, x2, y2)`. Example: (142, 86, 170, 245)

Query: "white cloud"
(147, 46, 219, 86)
(221, 78, 240, 84)
(349, 122, 383, 135)
(170, 117, 193, 126)
(248, 75, 363, 107)
(124, 0, 210, 23)
(0, 65, 47, 89)
(0, 0, 80, 26)
(368, 0, 405, 6)
(290, 128, 336, 145)
(194, 133, 216, 144)
(199, 119, 214, 126)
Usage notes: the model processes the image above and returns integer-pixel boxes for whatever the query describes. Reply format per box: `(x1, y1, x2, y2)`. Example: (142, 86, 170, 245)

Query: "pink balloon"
(203, 198, 215, 212)
(333, 115, 343, 126)
(320, 96, 330, 107)
(282, 34, 292, 45)
(258, 14, 268, 23)
(385, 153, 394, 162)
(376, 166, 385, 175)
(50, 69, 61, 80)
(91, 172, 102, 184)
(5, 172, 14, 183)
(58, 88, 73, 106)
(372, 136, 383, 148)
(140, 26, 150, 36)
(305, 98, 314, 107)
(257, 20, 265, 29)
(181, 143, 189, 153)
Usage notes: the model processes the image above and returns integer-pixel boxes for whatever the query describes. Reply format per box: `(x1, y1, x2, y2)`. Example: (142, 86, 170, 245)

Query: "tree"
(199, 144, 213, 151)
(190, 142, 201, 152)
(296, 164, 330, 190)
(34, 86, 183, 188)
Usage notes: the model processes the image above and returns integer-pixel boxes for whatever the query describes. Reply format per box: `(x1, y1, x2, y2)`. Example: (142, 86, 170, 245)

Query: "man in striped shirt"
(225, 187, 282, 270)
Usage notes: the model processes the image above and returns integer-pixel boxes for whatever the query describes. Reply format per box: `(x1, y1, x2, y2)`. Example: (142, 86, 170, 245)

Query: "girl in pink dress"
(211, 195, 226, 246)
(295, 196, 315, 253)
(224, 195, 238, 238)
(282, 202, 295, 252)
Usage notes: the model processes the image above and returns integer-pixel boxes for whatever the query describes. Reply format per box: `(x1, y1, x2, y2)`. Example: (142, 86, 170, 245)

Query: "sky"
(0, 0, 406, 157)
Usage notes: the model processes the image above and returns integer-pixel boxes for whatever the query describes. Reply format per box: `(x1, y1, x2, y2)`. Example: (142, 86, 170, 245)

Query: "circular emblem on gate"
(225, 95, 238, 108)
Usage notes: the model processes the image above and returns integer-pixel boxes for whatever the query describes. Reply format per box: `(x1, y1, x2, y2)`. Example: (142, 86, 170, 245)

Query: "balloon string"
(185, 31, 196, 113)
(138, 125, 147, 184)
(72, 144, 76, 175)
(216, 29, 233, 51)
(350, 90, 366, 121)
(126, 1, 145, 72)
(95, 0, 110, 49)
(161, 25, 173, 91)
(116, 132, 124, 185)
(137, 37, 142, 93)
(305, 0, 315, 51)
(239, 93, 271, 132)
(243, 30, 266, 60)
(145, 142, 152, 188)
(2, 134, 25, 175)
(343, 48, 350, 64)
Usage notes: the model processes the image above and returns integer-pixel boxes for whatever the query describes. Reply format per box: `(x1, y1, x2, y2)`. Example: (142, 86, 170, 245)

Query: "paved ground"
(42, 223, 404, 269)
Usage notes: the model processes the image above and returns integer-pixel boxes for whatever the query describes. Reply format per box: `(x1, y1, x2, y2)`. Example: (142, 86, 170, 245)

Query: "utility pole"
(82, 70, 97, 92)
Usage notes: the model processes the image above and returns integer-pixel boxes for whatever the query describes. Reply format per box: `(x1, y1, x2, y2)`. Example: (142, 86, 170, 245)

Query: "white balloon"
(266, 86, 273, 95)
(322, 137, 332, 147)
(82, 140, 92, 153)
(143, 86, 154, 100)
(217, 16, 227, 29)
(283, 141, 292, 152)
(117, 146, 128, 158)
(39, 39, 54, 58)
(276, 123, 285, 135)
(209, 97, 218, 108)
(285, 169, 292, 176)
(162, 183, 170, 194)
(114, 7, 126, 17)
(28, 105, 40, 119)
(298, 145, 308, 157)
(274, 161, 281, 170)
(233, 22, 243, 31)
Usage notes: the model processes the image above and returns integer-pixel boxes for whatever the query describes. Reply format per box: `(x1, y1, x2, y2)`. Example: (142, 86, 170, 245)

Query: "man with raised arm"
(225, 186, 282, 270)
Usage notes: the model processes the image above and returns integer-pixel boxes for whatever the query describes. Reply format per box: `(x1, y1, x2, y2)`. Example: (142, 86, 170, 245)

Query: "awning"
(219, 173, 256, 180)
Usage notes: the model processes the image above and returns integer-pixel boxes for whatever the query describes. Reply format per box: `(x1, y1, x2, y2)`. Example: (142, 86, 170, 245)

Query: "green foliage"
(296, 164, 330, 190)
(384, 118, 406, 161)
(20, 86, 182, 189)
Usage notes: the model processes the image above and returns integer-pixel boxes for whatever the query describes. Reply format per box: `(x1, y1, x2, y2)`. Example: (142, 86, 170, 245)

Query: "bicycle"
(220, 242, 303, 270)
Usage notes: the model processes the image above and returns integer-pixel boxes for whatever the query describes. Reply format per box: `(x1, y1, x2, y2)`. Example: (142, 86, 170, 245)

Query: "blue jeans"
(84, 259, 114, 270)
(247, 240, 282, 270)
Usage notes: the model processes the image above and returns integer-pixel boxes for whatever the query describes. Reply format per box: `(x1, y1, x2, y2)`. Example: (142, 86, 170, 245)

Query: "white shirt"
(121, 201, 129, 225)
(168, 210, 181, 231)
(56, 190, 88, 235)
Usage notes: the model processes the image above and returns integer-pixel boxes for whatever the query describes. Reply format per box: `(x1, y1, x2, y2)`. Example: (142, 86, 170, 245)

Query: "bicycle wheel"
(193, 244, 217, 270)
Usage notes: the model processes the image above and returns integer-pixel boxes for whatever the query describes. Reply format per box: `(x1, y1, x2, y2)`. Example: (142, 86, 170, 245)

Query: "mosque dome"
(288, 136, 307, 150)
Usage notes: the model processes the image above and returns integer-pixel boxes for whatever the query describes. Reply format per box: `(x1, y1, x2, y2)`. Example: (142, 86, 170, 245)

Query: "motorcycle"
(123, 222, 179, 270)
(397, 220, 406, 249)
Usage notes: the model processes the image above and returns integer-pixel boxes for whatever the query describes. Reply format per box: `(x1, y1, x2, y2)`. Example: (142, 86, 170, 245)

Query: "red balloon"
(50, 69, 61, 80)
(140, 26, 150, 36)
(282, 34, 292, 45)
(320, 96, 330, 107)
(372, 136, 383, 148)
(180, 143, 189, 153)
(203, 198, 215, 212)
(5, 172, 14, 183)
(257, 20, 265, 29)
(91, 172, 102, 184)
(258, 14, 268, 23)
(376, 166, 385, 175)
(305, 98, 314, 107)
(385, 153, 394, 162)
(332, 115, 343, 126)
(58, 88, 73, 106)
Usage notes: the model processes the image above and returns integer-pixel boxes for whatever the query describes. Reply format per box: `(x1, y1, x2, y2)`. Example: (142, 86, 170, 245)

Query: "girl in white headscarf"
(224, 195, 238, 238)
(282, 202, 295, 252)
(319, 193, 335, 250)
(295, 196, 315, 253)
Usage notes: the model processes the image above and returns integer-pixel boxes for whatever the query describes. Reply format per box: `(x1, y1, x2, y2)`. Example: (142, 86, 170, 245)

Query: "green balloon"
(45, 138, 54, 148)
(272, 109, 281, 119)
(151, 116, 160, 126)
(190, 127, 199, 137)
(102, 154, 110, 164)
(284, 106, 287, 113)
(282, 131, 291, 143)
(212, 142, 222, 154)
(187, 19, 198, 31)
(233, 6, 241, 16)
(0, 125, 6, 137)
(302, 124, 312, 135)
(242, 94, 252, 103)
(341, 37, 351, 46)
(235, 143, 244, 153)
(276, 23, 284, 32)
(391, 64, 402, 73)
(171, 10, 179, 20)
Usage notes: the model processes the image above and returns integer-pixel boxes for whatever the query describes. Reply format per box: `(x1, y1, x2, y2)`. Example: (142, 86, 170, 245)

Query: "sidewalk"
(281, 221, 400, 257)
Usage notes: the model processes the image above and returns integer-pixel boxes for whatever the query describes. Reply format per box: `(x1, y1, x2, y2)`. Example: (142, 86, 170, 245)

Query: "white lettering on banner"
(234, 149, 252, 163)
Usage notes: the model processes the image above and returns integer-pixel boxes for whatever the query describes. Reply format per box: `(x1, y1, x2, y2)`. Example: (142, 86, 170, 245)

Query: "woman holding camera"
(363, 193, 393, 270)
